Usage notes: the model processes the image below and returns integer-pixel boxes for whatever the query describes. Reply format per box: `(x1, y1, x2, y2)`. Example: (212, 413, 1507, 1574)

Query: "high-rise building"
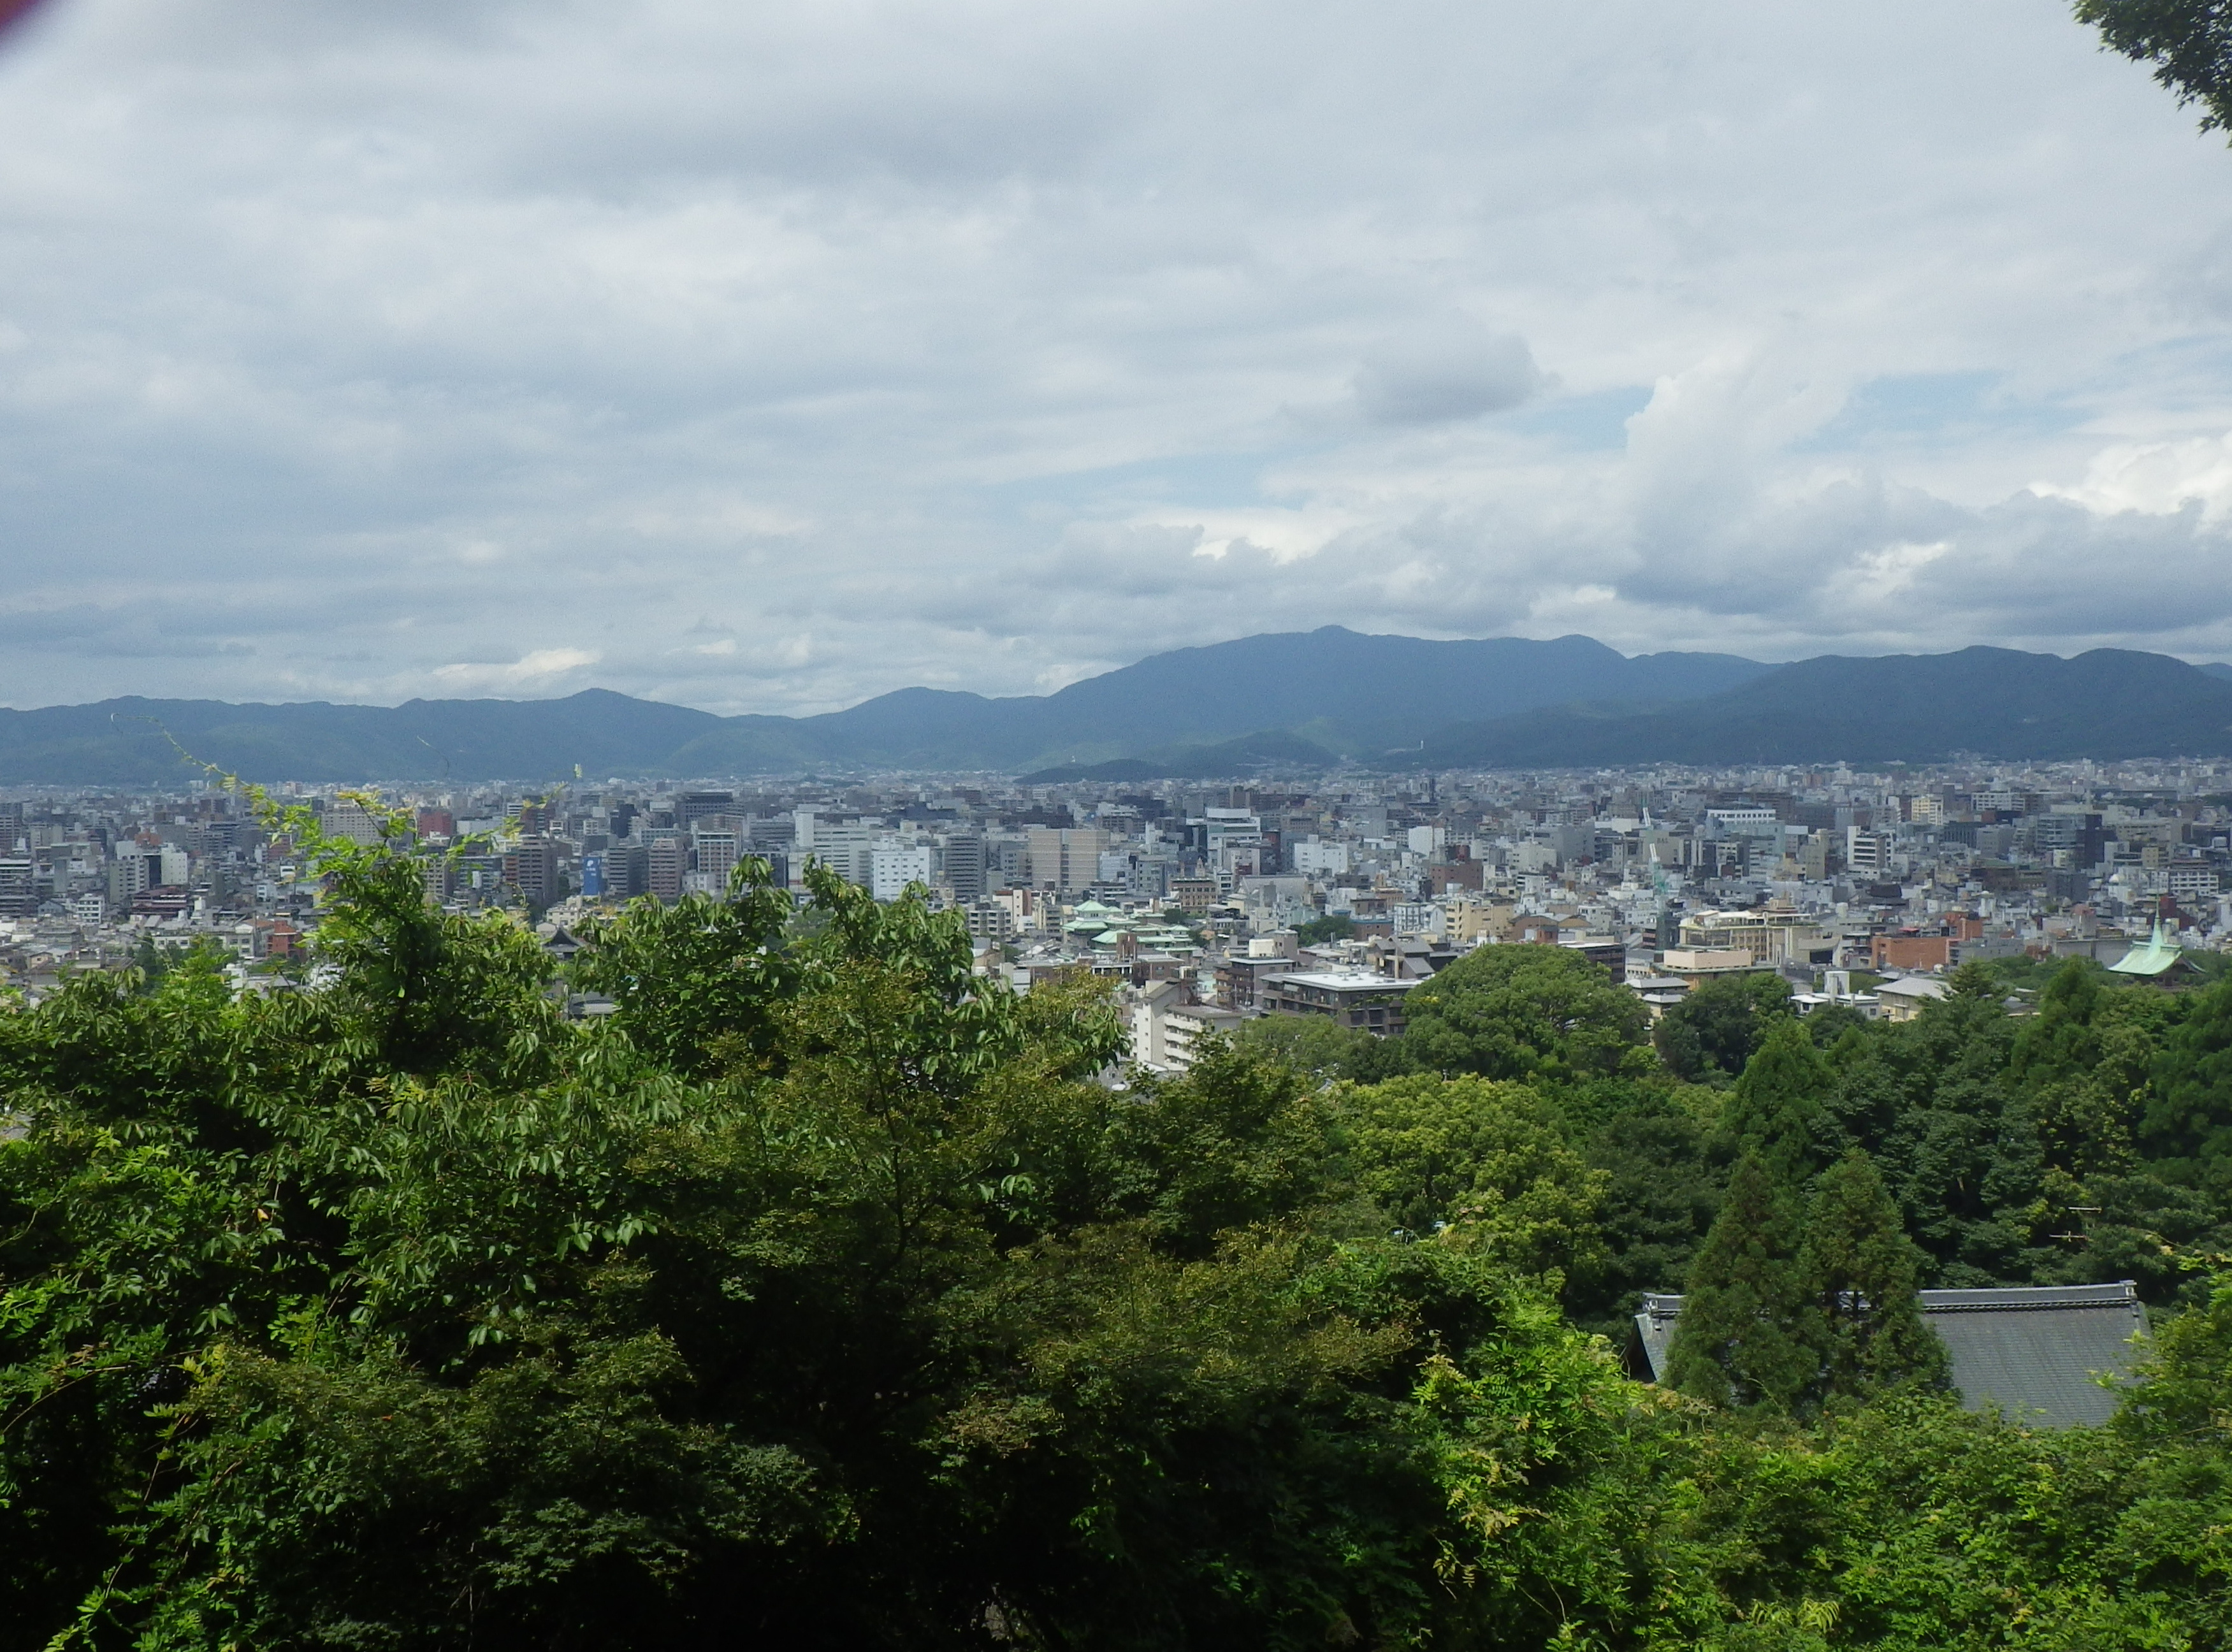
(964, 899, 1015, 947)
(324, 802, 384, 846)
(811, 821, 877, 886)
(1844, 829, 1888, 880)
(679, 792, 735, 827)
(0, 858, 35, 917)
(648, 835, 686, 902)
(1026, 827, 1113, 896)
(112, 848, 160, 901)
(939, 832, 985, 902)
(580, 853, 607, 899)
(505, 837, 560, 907)
(694, 829, 740, 894)
(871, 844, 936, 902)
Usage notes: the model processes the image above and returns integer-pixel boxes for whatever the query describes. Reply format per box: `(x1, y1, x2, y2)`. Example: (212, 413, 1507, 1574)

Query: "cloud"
(1352, 324, 1546, 424)
(0, 0, 2226, 715)
(430, 649, 602, 690)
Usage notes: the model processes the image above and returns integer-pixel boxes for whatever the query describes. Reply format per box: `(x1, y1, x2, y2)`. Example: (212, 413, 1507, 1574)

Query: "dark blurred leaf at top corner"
(0, 0, 53, 40)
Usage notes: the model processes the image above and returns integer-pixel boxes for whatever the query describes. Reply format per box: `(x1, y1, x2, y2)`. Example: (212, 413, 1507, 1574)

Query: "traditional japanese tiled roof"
(1632, 1280, 2149, 1428)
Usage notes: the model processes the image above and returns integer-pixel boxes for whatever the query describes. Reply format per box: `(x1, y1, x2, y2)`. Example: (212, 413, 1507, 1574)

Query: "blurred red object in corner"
(0, 0, 50, 37)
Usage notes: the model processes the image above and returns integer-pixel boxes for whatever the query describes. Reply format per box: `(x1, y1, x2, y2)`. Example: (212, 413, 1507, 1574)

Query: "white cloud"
(430, 648, 601, 690)
(0, 0, 2226, 714)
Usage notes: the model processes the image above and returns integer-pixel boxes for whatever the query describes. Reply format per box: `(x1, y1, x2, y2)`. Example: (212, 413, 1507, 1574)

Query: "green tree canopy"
(2146, 969, 2232, 1168)
(1233, 1011, 1416, 1085)
(1664, 1152, 1820, 1412)
(1804, 1149, 1949, 1400)
(0, 806, 1639, 1651)
(1722, 1017, 1835, 1180)
(1293, 913, 1354, 946)
(1398, 943, 1649, 1087)
(2077, 0, 2232, 138)
(1653, 970, 1792, 1081)
(1341, 1073, 1608, 1282)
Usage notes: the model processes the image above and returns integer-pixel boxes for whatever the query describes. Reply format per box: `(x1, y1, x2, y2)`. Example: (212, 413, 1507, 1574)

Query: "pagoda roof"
(2108, 918, 2187, 977)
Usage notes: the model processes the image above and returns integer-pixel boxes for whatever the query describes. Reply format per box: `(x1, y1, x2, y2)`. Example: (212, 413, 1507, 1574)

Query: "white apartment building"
(1705, 808, 1782, 841)
(871, 844, 936, 902)
(1846, 829, 1890, 879)
(810, 821, 878, 886)
(1389, 901, 1443, 938)
(1292, 839, 1350, 877)
(693, 829, 740, 892)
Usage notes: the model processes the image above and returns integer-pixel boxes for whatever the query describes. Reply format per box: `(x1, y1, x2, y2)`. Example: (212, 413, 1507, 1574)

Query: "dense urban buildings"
(6, 756, 2231, 1072)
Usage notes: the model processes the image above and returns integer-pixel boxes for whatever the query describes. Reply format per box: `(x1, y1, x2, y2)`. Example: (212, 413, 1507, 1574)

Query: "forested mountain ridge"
(0, 630, 1767, 781)
(3, 801, 2229, 1649)
(6, 636, 2231, 781)
(1410, 645, 2232, 766)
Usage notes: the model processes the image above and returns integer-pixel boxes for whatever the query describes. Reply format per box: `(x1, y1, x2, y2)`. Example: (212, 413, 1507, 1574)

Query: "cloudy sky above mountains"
(1, 0, 2231, 713)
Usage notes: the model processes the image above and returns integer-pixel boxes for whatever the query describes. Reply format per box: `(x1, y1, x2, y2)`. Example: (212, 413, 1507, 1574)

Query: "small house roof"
(1875, 975, 1949, 1001)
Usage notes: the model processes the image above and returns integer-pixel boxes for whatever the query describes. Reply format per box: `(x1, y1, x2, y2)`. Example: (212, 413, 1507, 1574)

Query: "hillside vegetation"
(2, 809, 2230, 1648)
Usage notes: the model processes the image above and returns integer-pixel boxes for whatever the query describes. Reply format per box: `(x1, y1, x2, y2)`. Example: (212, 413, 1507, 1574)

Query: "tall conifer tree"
(1665, 1153, 1820, 1410)
(1803, 1149, 1948, 1399)
(1722, 1017, 1831, 1179)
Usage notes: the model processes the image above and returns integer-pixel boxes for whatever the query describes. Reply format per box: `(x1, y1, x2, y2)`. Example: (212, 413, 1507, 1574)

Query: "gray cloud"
(1353, 324, 1546, 424)
(0, 0, 2227, 714)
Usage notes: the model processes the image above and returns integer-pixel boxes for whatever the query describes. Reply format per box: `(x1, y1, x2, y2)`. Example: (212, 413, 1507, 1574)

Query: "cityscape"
(11, 750, 2228, 1069)
(10, 0, 2232, 1640)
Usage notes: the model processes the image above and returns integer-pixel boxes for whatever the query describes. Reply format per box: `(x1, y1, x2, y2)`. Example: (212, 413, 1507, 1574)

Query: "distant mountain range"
(1412, 647, 2232, 768)
(2, 630, 2229, 783)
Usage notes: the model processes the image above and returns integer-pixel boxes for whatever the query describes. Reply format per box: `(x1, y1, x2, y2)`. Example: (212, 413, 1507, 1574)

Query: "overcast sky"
(1, 0, 2229, 714)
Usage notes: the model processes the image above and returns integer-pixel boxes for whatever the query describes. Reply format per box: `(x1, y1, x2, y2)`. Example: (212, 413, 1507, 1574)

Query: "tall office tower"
(648, 835, 686, 902)
(1025, 827, 1113, 897)
(324, 802, 384, 846)
(505, 837, 560, 907)
(748, 815, 795, 850)
(605, 843, 650, 900)
(694, 829, 740, 893)
(112, 849, 157, 901)
(0, 858, 34, 917)
(939, 832, 985, 902)
(1844, 829, 1888, 880)
(679, 791, 735, 827)
(811, 821, 878, 885)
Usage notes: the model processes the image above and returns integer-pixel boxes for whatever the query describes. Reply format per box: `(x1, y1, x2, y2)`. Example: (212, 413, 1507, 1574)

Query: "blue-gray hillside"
(0, 630, 1765, 782)
(1410, 647, 2232, 767)
(659, 628, 1768, 772)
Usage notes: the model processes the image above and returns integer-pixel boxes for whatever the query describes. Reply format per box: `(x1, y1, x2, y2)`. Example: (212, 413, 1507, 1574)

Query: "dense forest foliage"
(1, 801, 2229, 1649)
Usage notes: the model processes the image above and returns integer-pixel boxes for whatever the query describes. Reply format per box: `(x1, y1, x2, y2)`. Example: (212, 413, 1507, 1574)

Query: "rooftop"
(1633, 1281, 2149, 1428)
(1262, 969, 1422, 992)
